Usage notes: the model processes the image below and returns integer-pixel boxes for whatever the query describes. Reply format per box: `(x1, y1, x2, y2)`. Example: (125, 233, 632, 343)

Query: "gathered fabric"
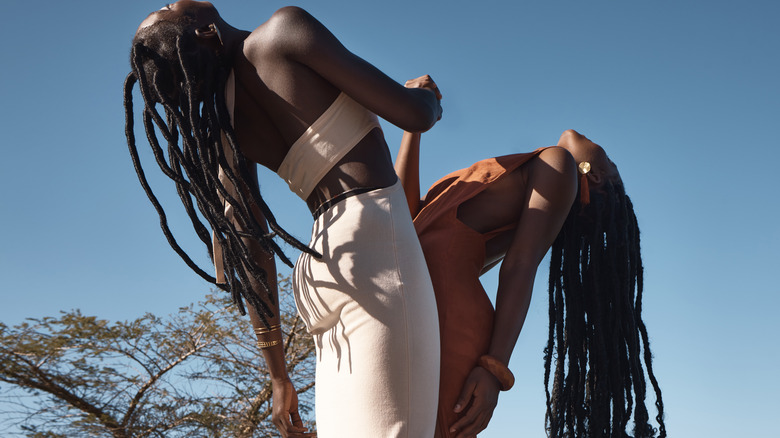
(277, 92, 382, 200)
(294, 180, 440, 438)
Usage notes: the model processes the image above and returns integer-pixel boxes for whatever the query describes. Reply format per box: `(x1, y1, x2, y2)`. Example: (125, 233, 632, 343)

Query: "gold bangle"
(256, 339, 282, 349)
(254, 325, 281, 336)
(478, 355, 515, 391)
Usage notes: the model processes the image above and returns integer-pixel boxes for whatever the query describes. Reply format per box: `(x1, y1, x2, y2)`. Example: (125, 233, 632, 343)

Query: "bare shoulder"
(517, 147, 575, 188)
(529, 147, 578, 208)
(245, 6, 327, 57)
(262, 6, 317, 35)
(536, 146, 576, 169)
(269, 6, 317, 24)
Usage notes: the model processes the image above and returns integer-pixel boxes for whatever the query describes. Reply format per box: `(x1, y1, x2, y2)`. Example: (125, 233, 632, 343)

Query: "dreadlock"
(123, 18, 317, 326)
(544, 179, 666, 438)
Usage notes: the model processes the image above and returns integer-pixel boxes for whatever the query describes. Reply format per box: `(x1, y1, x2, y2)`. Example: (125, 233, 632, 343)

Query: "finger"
(454, 412, 487, 438)
(458, 399, 496, 438)
(422, 80, 440, 97)
(451, 401, 482, 434)
(287, 423, 308, 434)
(454, 379, 477, 413)
(291, 410, 304, 428)
(277, 416, 303, 435)
(421, 76, 441, 98)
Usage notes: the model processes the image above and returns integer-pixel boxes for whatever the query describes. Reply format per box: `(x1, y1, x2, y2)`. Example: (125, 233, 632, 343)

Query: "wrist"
(271, 375, 292, 386)
(478, 355, 515, 391)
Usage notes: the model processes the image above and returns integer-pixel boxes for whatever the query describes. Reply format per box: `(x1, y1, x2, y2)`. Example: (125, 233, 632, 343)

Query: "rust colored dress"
(413, 149, 547, 438)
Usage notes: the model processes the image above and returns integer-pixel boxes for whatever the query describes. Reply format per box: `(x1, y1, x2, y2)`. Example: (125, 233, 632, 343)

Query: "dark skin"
(137, 3, 442, 437)
(448, 130, 617, 438)
(140, 2, 441, 211)
(397, 79, 619, 436)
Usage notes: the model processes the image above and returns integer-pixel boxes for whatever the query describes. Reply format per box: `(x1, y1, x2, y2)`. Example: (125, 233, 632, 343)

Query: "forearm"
(250, 280, 292, 383)
(261, 343, 290, 381)
(242, 242, 290, 381)
(488, 264, 537, 365)
(394, 131, 421, 217)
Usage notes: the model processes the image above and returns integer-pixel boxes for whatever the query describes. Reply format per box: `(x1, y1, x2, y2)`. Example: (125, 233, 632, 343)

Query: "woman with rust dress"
(396, 79, 665, 438)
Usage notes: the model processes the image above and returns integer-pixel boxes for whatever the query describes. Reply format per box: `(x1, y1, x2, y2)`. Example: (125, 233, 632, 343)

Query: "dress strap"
(212, 70, 237, 284)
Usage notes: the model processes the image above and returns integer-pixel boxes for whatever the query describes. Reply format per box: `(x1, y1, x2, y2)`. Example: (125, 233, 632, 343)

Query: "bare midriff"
(304, 127, 398, 214)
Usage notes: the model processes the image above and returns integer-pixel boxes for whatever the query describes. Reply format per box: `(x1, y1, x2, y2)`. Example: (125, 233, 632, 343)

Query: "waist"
(307, 178, 405, 234)
(304, 141, 398, 214)
(311, 186, 383, 219)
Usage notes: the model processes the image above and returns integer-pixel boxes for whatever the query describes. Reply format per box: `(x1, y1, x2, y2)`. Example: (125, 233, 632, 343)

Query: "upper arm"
(265, 7, 440, 132)
(500, 148, 577, 274)
(217, 139, 268, 233)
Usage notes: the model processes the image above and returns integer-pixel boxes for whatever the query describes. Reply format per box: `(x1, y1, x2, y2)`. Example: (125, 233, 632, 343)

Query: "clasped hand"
(405, 74, 443, 122)
(449, 366, 501, 438)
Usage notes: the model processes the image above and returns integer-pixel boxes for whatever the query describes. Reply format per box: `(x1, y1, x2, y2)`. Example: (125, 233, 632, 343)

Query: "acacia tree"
(0, 276, 315, 438)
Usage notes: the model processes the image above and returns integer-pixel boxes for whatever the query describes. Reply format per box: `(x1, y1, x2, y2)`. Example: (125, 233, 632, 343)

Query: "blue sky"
(1, 0, 778, 436)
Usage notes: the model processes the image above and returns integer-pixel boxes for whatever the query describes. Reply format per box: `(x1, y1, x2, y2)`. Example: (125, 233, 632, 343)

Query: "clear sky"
(1, 0, 778, 436)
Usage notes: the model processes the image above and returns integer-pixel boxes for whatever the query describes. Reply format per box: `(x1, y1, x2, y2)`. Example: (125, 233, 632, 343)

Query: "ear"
(588, 172, 603, 186)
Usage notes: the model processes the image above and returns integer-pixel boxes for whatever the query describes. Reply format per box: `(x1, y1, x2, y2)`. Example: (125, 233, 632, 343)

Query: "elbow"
(398, 89, 440, 133)
(402, 113, 437, 133)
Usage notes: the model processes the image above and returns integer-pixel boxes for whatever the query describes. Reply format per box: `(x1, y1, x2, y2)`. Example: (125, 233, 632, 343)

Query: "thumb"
(290, 407, 304, 428)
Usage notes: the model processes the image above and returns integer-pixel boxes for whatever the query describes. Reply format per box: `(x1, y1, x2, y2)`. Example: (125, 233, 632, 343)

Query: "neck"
(218, 22, 251, 65)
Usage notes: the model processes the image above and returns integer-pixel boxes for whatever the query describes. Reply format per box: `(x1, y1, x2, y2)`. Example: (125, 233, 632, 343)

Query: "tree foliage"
(0, 276, 315, 438)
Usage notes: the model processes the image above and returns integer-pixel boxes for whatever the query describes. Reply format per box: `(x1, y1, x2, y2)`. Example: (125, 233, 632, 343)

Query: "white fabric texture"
(293, 180, 440, 438)
(276, 92, 382, 200)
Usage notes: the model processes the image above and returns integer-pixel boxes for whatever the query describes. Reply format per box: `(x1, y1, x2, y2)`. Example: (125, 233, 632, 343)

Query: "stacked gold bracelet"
(256, 339, 281, 348)
(254, 324, 282, 349)
(254, 324, 281, 335)
(478, 355, 515, 391)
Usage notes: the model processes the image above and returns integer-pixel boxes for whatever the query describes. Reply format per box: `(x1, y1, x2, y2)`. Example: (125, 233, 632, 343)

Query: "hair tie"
(578, 161, 591, 205)
(478, 355, 515, 391)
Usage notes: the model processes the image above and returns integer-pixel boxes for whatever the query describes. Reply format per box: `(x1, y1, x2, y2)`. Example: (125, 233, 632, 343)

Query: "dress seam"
(388, 195, 411, 438)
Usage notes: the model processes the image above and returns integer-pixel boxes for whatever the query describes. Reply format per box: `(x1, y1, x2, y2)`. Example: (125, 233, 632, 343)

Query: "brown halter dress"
(413, 148, 548, 437)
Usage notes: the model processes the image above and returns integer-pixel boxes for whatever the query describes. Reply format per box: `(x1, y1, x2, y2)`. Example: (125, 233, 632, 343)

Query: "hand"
(405, 74, 443, 100)
(271, 378, 317, 438)
(405, 74, 443, 122)
(449, 366, 501, 438)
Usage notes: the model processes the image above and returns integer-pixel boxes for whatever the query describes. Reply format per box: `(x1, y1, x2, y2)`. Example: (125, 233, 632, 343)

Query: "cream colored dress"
(219, 74, 441, 438)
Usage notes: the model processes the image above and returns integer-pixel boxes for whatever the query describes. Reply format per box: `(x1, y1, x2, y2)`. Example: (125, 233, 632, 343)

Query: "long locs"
(544, 181, 666, 438)
(124, 27, 317, 326)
